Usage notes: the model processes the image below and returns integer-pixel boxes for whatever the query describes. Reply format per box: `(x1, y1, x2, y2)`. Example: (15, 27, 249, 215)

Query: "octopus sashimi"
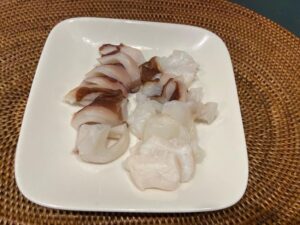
(84, 76, 128, 97)
(99, 44, 119, 55)
(76, 123, 129, 163)
(64, 85, 127, 107)
(139, 50, 199, 87)
(71, 95, 127, 129)
(85, 64, 132, 91)
(98, 52, 141, 90)
(140, 73, 188, 103)
(99, 43, 145, 65)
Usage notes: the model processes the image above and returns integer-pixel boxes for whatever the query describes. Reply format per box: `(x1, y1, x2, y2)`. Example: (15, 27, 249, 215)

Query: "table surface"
(233, 0, 300, 36)
(0, 0, 299, 224)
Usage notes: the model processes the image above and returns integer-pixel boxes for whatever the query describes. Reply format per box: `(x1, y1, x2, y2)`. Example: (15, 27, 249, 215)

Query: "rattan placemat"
(1, 0, 299, 224)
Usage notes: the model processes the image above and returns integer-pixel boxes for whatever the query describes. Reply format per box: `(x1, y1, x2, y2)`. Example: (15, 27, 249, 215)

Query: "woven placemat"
(1, 0, 299, 224)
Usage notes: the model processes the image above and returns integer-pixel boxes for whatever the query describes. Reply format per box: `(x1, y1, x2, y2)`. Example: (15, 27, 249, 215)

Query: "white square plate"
(15, 18, 248, 212)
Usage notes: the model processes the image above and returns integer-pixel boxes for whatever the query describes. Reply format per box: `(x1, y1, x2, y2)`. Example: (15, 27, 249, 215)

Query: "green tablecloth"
(233, 0, 299, 36)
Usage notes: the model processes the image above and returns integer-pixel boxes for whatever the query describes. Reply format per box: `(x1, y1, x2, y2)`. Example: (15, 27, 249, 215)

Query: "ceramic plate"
(15, 18, 248, 212)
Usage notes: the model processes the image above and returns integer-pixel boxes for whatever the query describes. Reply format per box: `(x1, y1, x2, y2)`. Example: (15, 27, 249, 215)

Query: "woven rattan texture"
(0, 0, 299, 224)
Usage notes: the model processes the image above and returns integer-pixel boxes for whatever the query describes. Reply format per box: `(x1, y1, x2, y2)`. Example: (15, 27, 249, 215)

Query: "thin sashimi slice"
(124, 151, 181, 191)
(127, 100, 162, 139)
(162, 100, 194, 129)
(187, 87, 218, 123)
(169, 139, 196, 182)
(84, 76, 128, 97)
(64, 83, 98, 106)
(76, 123, 129, 163)
(151, 78, 176, 103)
(99, 43, 145, 65)
(142, 114, 199, 177)
(187, 87, 203, 103)
(99, 44, 119, 56)
(156, 50, 199, 87)
(158, 75, 188, 102)
(137, 136, 195, 182)
(189, 126, 205, 163)
(139, 57, 161, 82)
(85, 65, 132, 90)
(140, 51, 198, 87)
(174, 78, 188, 101)
(64, 85, 125, 106)
(140, 80, 162, 97)
(140, 74, 188, 103)
(98, 52, 141, 90)
(71, 95, 127, 129)
(135, 92, 149, 104)
(72, 106, 121, 129)
(195, 102, 218, 124)
(143, 115, 190, 141)
(120, 45, 146, 65)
